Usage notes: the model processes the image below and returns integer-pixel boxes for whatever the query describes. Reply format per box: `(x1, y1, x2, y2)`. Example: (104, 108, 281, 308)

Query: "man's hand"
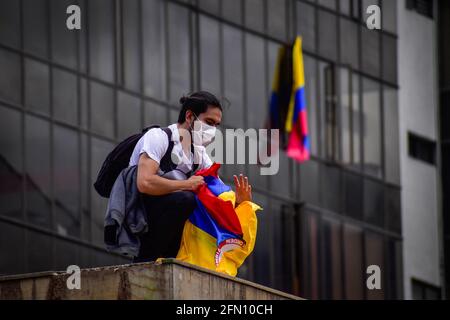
(186, 175, 205, 191)
(233, 174, 252, 205)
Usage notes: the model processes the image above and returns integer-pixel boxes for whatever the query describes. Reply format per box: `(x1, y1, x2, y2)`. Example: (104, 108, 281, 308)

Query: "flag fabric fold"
(176, 163, 262, 276)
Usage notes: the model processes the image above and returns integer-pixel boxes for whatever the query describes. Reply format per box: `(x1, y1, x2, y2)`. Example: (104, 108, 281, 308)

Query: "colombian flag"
(285, 37, 310, 162)
(266, 36, 310, 163)
(176, 163, 262, 276)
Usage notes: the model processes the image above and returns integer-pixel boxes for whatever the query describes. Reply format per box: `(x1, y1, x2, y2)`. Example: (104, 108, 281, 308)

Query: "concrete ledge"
(0, 259, 302, 300)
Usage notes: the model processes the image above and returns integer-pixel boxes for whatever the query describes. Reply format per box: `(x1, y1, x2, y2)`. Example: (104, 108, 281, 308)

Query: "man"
(129, 91, 252, 263)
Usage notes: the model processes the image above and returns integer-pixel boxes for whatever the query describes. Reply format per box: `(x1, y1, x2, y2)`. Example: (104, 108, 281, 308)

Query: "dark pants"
(133, 191, 197, 263)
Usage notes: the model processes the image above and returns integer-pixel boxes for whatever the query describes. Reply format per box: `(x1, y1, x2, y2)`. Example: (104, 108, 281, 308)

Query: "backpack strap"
(158, 127, 199, 176)
(159, 127, 176, 173)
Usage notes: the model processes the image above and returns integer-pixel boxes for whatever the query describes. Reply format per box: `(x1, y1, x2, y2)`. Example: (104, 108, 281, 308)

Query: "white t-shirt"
(129, 123, 212, 180)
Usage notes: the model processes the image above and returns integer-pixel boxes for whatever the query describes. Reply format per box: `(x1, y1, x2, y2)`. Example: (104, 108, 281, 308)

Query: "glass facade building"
(0, 0, 404, 299)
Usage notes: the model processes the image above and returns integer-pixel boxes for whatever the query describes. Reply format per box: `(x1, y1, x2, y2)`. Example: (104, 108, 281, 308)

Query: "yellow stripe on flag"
(285, 36, 305, 132)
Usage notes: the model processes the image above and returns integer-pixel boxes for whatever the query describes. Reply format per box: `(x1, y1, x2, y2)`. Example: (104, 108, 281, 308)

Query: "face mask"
(190, 115, 216, 146)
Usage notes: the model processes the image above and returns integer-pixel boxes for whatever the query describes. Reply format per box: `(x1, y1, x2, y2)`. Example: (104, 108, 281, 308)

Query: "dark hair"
(177, 91, 222, 124)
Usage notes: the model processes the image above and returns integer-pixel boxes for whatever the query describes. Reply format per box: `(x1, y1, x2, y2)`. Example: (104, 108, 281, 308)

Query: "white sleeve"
(139, 128, 169, 164)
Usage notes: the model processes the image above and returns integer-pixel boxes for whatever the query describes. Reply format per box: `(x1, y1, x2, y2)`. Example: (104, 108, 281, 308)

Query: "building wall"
(0, 0, 405, 299)
(397, 0, 441, 299)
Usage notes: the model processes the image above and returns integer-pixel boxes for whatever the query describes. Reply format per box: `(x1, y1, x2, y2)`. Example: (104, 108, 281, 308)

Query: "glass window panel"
(387, 239, 403, 299)
(385, 185, 401, 234)
(50, 0, 77, 69)
(25, 58, 50, 115)
(361, 27, 380, 78)
(384, 86, 400, 184)
(340, 69, 361, 169)
(0, 105, 23, 220)
(52, 68, 78, 125)
(245, 34, 266, 130)
(0, 0, 20, 48)
(318, 0, 336, 10)
(223, 25, 244, 129)
(142, 0, 166, 100)
(221, 0, 242, 25)
(365, 232, 385, 299)
(80, 77, 88, 129)
(343, 170, 363, 219)
(78, 0, 88, 74)
(144, 101, 168, 127)
(117, 91, 141, 140)
(0, 49, 21, 105)
(340, 18, 359, 70)
(53, 240, 78, 272)
(90, 81, 114, 138)
(199, 15, 220, 96)
(252, 192, 271, 287)
(320, 163, 342, 213)
(168, 3, 191, 104)
(88, 0, 115, 83)
(25, 115, 51, 229)
(318, 10, 337, 61)
(27, 227, 52, 273)
(0, 221, 26, 274)
(362, 78, 382, 177)
(245, 0, 264, 33)
(340, 0, 351, 15)
(382, 34, 397, 84)
(267, 0, 286, 40)
(123, 0, 141, 92)
(319, 62, 337, 159)
(364, 178, 384, 227)
(23, 0, 49, 58)
(53, 125, 80, 238)
(343, 224, 364, 299)
(300, 159, 320, 206)
(307, 211, 320, 299)
(90, 137, 115, 245)
(198, 0, 220, 15)
(169, 108, 179, 124)
(322, 218, 343, 299)
(80, 133, 90, 241)
(296, 1, 316, 53)
(268, 151, 290, 197)
(382, 0, 397, 34)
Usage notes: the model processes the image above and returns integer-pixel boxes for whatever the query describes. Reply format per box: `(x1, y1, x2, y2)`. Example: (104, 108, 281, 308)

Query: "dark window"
(408, 132, 436, 165)
(117, 91, 141, 140)
(53, 125, 80, 238)
(318, 10, 337, 61)
(340, 68, 361, 169)
(142, 0, 166, 100)
(0, 105, 23, 220)
(296, 2, 316, 53)
(223, 25, 244, 128)
(88, 0, 115, 83)
(406, 0, 434, 18)
(412, 279, 441, 299)
(199, 15, 220, 96)
(52, 67, 78, 126)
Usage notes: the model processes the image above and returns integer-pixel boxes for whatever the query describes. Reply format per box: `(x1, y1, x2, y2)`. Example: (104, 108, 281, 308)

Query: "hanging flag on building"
(265, 36, 310, 163)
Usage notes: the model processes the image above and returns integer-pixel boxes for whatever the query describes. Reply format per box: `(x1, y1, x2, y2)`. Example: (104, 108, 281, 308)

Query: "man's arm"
(136, 153, 204, 195)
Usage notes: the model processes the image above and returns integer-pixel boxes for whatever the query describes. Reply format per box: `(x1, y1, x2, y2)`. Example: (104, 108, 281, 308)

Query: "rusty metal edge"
(1, 260, 303, 300)
(157, 258, 304, 300)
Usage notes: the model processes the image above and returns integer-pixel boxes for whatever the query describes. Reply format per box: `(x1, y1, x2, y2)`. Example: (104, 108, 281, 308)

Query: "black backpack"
(93, 125, 199, 198)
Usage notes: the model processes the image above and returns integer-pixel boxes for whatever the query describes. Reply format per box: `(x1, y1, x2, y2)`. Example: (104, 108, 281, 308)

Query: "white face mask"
(191, 115, 217, 146)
